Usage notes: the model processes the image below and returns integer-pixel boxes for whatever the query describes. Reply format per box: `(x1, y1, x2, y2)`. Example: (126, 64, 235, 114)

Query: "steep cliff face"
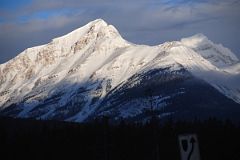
(0, 19, 239, 122)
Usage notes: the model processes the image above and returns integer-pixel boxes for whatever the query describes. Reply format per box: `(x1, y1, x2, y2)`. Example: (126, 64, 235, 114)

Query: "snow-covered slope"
(0, 19, 239, 122)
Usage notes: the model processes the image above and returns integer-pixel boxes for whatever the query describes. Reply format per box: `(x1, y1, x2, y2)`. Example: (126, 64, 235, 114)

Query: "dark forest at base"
(0, 117, 240, 160)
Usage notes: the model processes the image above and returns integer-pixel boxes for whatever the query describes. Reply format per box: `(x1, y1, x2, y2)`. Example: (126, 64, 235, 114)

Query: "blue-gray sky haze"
(0, 0, 240, 63)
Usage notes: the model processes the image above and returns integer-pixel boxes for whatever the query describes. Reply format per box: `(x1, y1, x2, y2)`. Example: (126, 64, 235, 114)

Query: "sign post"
(178, 134, 201, 160)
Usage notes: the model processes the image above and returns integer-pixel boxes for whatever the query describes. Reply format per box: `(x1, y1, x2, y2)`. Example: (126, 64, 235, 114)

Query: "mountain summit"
(0, 19, 240, 122)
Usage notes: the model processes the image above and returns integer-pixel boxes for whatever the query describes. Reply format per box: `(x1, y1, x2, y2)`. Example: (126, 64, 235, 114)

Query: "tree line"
(0, 116, 240, 160)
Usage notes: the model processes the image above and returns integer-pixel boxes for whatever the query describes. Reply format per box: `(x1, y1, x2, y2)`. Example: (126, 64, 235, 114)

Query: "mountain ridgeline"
(0, 19, 240, 123)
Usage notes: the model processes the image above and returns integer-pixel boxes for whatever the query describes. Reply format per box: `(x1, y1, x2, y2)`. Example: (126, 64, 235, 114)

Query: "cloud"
(0, 0, 240, 63)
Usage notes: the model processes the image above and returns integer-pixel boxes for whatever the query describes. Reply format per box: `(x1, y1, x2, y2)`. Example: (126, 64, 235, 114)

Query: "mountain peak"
(51, 18, 122, 48)
(86, 19, 121, 39)
(180, 33, 239, 67)
(180, 33, 211, 49)
(90, 18, 108, 26)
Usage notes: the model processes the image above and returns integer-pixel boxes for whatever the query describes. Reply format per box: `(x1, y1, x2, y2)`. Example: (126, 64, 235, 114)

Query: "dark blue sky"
(0, 0, 240, 63)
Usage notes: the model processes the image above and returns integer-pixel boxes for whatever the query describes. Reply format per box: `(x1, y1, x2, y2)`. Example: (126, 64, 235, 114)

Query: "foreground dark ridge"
(1, 117, 240, 160)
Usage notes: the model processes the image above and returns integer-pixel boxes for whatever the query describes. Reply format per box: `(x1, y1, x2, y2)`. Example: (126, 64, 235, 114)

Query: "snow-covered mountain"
(0, 19, 240, 122)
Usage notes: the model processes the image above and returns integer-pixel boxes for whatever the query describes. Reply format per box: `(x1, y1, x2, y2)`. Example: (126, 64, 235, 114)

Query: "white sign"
(178, 134, 201, 160)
